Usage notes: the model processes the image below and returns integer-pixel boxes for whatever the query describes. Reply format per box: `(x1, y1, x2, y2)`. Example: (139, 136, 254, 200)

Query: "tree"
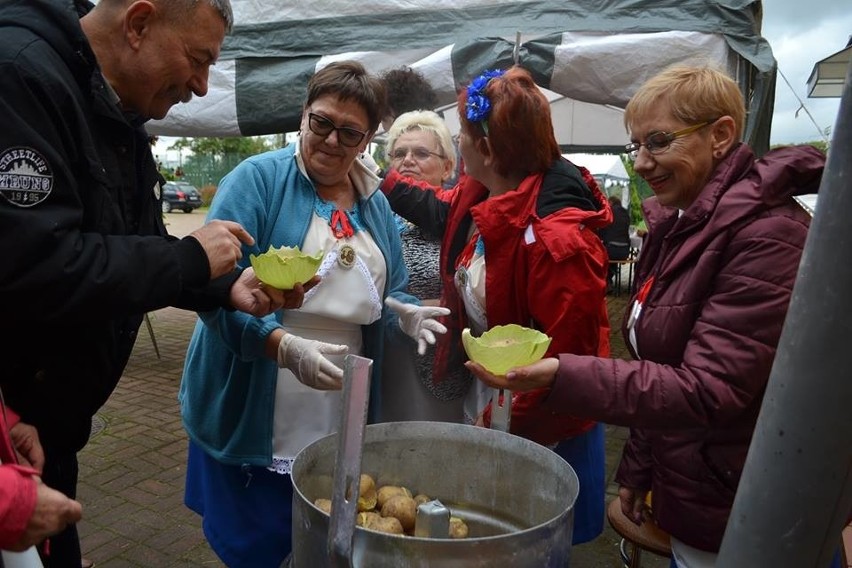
(166, 136, 278, 188)
(620, 155, 652, 227)
(372, 142, 388, 172)
(168, 136, 274, 157)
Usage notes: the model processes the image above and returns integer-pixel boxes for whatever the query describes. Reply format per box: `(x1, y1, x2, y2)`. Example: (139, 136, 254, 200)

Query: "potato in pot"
(357, 474, 377, 512)
(360, 511, 404, 535)
(380, 494, 417, 532)
(376, 485, 412, 509)
(449, 516, 469, 539)
(313, 498, 332, 515)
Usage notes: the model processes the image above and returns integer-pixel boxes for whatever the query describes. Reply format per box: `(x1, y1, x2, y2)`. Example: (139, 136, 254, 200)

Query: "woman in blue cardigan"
(179, 61, 448, 568)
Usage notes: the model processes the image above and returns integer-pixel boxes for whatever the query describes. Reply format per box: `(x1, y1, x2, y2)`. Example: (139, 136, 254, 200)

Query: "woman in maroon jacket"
(467, 65, 826, 566)
(381, 65, 612, 545)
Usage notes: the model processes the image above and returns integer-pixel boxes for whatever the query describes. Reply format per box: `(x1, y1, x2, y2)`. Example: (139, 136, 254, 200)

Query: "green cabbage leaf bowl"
(249, 245, 323, 289)
(462, 324, 552, 375)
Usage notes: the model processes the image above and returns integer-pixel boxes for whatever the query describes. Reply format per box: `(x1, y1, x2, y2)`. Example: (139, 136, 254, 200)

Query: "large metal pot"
(291, 421, 579, 567)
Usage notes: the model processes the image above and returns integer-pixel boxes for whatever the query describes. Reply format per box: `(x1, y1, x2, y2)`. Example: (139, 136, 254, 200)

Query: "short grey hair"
(385, 110, 457, 172)
(205, 0, 234, 32)
(157, 0, 234, 33)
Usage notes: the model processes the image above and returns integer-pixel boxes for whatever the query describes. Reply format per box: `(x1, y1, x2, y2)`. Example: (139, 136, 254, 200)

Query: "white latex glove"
(384, 297, 450, 355)
(277, 333, 349, 390)
(358, 152, 382, 175)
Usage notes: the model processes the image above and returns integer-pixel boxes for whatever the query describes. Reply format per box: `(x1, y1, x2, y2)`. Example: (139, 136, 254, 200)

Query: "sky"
(761, 0, 850, 145)
(154, 1, 851, 161)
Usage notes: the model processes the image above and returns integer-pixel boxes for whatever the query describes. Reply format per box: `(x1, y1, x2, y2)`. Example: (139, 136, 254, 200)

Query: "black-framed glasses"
(625, 118, 719, 161)
(307, 113, 368, 147)
(389, 146, 445, 162)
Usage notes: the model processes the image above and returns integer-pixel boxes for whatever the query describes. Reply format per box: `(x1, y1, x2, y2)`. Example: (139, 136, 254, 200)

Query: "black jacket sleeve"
(380, 169, 451, 240)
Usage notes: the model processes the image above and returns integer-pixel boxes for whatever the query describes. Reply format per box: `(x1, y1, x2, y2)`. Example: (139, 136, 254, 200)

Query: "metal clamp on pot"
(414, 500, 450, 539)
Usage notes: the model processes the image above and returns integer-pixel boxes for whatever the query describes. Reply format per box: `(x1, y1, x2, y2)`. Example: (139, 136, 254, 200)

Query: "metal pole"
(328, 355, 372, 568)
(716, 62, 852, 566)
(143, 313, 160, 359)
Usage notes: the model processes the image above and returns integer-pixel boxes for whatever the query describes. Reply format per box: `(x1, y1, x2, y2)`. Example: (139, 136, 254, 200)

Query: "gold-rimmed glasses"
(625, 119, 719, 161)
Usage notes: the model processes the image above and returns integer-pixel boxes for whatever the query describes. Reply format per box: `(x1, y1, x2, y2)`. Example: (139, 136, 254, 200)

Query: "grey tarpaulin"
(147, 0, 776, 154)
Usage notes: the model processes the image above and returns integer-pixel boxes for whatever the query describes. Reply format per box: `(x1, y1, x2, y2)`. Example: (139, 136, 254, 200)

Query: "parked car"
(162, 181, 203, 213)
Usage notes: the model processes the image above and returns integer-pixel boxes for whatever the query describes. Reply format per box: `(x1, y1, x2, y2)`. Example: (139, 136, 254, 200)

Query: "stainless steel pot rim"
(293, 421, 579, 536)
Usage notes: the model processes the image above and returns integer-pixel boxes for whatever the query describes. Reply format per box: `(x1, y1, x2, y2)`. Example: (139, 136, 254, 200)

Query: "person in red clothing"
(0, 399, 82, 553)
(467, 65, 827, 567)
(381, 65, 612, 545)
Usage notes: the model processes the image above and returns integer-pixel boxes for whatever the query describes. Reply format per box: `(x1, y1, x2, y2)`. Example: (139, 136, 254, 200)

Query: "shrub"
(199, 184, 218, 208)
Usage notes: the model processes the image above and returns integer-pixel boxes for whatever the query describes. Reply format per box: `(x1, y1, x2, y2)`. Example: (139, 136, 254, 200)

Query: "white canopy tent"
(148, 0, 777, 154)
(563, 153, 628, 183)
(563, 153, 630, 205)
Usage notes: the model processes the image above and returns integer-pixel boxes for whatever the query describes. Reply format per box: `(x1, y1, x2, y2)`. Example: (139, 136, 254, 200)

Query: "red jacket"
(383, 158, 612, 445)
(542, 144, 825, 551)
(0, 404, 38, 549)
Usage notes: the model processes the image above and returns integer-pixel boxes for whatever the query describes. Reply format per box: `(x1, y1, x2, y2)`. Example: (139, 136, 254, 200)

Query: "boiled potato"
(356, 511, 382, 527)
(376, 485, 412, 509)
(360, 473, 376, 494)
(381, 494, 417, 532)
(413, 494, 431, 506)
(372, 516, 405, 535)
(357, 474, 377, 512)
(316, 477, 466, 539)
(314, 498, 332, 515)
(360, 512, 404, 535)
(449, 516, 469, 539)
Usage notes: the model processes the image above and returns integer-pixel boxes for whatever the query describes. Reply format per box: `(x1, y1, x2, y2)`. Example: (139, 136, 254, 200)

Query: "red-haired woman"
(381, 65, 612, 545)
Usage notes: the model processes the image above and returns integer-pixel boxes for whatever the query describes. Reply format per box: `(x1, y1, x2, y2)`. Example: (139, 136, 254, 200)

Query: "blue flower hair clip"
(465, 68, 505, 135)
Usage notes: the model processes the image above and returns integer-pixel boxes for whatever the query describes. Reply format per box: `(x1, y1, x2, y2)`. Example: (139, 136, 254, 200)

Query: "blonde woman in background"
(381, 110, 468, 421)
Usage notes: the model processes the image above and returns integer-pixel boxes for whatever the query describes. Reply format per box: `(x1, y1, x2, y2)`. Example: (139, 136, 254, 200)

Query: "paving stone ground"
(76, 211, 668, 567)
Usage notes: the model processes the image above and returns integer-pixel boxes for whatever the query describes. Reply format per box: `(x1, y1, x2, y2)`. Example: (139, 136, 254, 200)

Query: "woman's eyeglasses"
(390, 147, 445, 162)
(625, 119, 719, 161)
(308, 113, 367, 147)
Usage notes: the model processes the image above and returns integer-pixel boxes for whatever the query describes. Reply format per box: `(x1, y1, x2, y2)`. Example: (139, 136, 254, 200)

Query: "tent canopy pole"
(716, 61, 852, 567)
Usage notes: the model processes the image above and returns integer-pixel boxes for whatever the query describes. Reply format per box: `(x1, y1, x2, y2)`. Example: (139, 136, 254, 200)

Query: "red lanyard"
(627, 275, 655, 333)
(636, 276, 655, 305)
(455, 230, 480, 270)
(330, 209, 355, 239)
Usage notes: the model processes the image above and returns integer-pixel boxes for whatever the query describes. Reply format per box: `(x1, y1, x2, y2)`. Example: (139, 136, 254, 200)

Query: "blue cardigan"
(179, 144, 415, 466)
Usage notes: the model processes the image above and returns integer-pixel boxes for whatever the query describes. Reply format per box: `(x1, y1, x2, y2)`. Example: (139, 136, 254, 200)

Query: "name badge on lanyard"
(627, 276, 655, 336)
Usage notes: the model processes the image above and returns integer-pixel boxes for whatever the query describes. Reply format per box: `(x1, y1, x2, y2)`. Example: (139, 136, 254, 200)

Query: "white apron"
(269, 212, 385, 474)
(455, 250, 490, 424)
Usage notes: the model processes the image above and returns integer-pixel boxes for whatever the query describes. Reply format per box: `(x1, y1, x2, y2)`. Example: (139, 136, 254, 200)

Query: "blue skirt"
(554, 422, 606, 545)
(185, 441, 294, 568)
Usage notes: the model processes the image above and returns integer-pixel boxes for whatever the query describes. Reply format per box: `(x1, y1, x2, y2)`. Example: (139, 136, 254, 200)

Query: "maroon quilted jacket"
(541, 143, 825, 551)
